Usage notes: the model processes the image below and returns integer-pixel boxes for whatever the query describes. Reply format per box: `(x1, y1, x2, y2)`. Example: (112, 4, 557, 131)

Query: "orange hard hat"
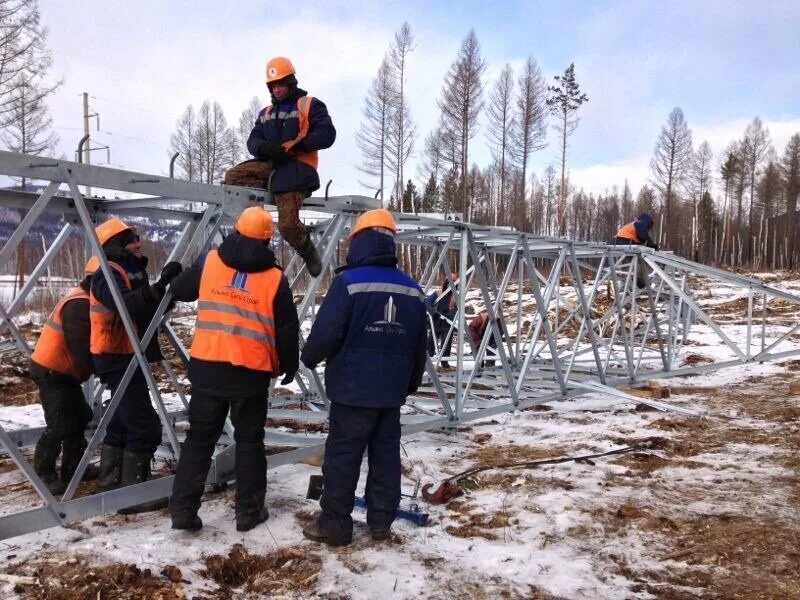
(94, 218, 135, 246)
(349, 209, 397, 240)
(85, 256, 100, 274)
(236, 206, 274, 240)
(266, 56, 296, 83)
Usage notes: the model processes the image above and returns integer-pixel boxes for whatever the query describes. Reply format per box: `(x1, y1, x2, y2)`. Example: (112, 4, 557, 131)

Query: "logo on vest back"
(226, 271, 249, 293)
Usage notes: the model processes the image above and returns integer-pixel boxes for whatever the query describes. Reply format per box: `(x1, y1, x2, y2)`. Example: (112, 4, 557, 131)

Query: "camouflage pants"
(224, 160, 309, 249)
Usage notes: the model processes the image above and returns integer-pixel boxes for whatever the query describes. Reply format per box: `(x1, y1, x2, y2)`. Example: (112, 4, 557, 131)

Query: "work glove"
(157, 261, 183, 287)
(280, 370, 297, 386)
(146, 282, 166, 302)
(257, 142, 289, 164)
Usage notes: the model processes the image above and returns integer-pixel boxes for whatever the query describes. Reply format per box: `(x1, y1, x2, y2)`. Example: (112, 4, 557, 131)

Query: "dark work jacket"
(30, 279, 92, 383)
(170, 232, 300, 398)
(246, 87, 336, 194)
(301, 229, 427, 408)
(90, 251, 163, 374)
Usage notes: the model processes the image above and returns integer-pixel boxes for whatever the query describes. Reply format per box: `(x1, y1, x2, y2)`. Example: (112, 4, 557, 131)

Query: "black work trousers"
(319, 403, 401, 536)
(101, 367, 162, 455)
(170, 389, 267, 519)
(36, 373, 92, 452)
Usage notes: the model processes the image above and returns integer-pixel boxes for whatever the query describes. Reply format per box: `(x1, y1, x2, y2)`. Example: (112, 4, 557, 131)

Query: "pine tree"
(356, 56, 396, 201)
(650, 107, 693, 246)
(387, 22, 417, 207)
(781, 133, 800, 267)
(235, 96, 262, 162)
(169, 106, 198, 182)
(741, 117, 773, 260)
(546, 63, 588, 236)
(0, 0, 54, 121)
(1, 72, 58, 188)
(437, 30, 486, 220)
(485, 64, 515, 226)
(512, 57, 547, 222)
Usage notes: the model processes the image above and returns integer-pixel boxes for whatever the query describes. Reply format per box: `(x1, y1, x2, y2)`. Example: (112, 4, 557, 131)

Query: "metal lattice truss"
(1, 149, 799, 540)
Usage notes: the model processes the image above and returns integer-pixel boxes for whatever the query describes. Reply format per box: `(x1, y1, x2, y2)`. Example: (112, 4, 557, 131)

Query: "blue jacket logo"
(375, 296, 402, 326)
(226, 271, 250, 293)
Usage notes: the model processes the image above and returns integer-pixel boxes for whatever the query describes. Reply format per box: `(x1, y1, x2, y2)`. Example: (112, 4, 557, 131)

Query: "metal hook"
(325, 179, 332, 201)
(76, 134, 89, 163)
(169, 152, 179, 178)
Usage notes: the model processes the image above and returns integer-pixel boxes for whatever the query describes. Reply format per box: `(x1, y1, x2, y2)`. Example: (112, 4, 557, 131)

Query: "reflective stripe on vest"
(89, 261, 135, 355)
(616, 222, 640, 242)
(190, 250, 281, 372)
(262, 95, 318, 169)
(31, 286, 91, 380)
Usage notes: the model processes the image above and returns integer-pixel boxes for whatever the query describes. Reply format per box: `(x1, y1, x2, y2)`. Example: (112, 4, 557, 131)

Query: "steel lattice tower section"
(0, 149, 799, 540)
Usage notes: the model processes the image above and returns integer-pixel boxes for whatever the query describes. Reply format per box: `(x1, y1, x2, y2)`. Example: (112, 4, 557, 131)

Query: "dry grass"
(5, 554, 184, 599)
(201, 544, 322, 597)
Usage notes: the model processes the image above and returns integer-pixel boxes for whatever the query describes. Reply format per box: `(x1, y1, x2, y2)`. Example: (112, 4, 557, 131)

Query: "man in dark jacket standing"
(169, 206, 299, 532)
(301, 209, 427, 546)
(30, 259, 97, 494)
(90, 219, 183, 513)
(224, 56, 336, 278)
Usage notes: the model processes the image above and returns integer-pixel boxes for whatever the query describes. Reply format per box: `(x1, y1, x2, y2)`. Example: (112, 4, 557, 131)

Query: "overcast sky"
(37, 0, 800, 199)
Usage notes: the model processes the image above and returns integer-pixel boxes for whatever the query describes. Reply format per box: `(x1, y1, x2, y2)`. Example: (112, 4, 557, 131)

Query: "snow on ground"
(0, 273, 799, 598)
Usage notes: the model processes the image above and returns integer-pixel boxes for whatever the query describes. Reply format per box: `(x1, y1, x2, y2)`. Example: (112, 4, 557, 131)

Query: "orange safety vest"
(89, 261, 135, 355)
(31, 286, 91, 381)
(616, 222, 640, 243)
(190, 250, 281, 372)
(262, 96, 318, 169)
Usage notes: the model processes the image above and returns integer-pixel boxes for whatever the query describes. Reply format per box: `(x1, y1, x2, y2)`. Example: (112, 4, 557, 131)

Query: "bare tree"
(781, 133, 800, 267)
(689, 141, 713, 261)
(387, 22, 417, 207)
(650, 107, 693, 245)
(1, 72, 58, 188)
(0, 0, 53, 121)
(437, 29, 486, 219)
(169, 106, 198, 182)
(356, 56, 396, 202)
(741, 117, 772, 259)
(485, 64, 515, 226)
(512, 57, 548, 219)
(195, 100, 236, 184)
(546, 63, 588, 236)
(234, 95, 262, 163)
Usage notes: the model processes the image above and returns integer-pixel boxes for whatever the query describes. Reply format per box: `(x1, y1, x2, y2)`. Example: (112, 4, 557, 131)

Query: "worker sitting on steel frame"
(223, 56, 336, 278)
(29, 259, 99, 495)
(168, 206, 299, 532)
(89, 218, 183, 512)
(614, 213, 659, 289)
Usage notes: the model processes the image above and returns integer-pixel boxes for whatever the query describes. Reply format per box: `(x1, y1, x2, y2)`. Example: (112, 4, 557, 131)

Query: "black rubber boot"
(171, 514, 203, 531)
(370, 527, 391, 541)
(116, 451, 168, 514)
(298, 237, 322, 277)
(302, 517, 352, 546)
(33, 436, 65, 495)
(96, 445, 124, 492)
(61, 437, 99, 485)
(236, 506, 269, 532)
